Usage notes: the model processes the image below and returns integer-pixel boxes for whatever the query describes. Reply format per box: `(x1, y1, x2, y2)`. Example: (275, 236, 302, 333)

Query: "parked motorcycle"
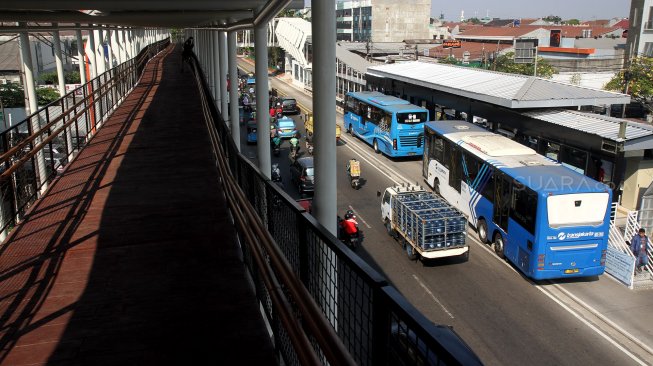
(350, 176, 361, 190)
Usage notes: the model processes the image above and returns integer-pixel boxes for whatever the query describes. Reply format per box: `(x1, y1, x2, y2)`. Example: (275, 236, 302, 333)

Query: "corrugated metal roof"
(367, 61, 630, 108)
(523, 109, 653, 141)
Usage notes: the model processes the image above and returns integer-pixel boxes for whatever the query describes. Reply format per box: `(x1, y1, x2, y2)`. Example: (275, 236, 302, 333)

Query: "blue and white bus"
(423, 121, 612, 280)
(344, 91, 428, 157)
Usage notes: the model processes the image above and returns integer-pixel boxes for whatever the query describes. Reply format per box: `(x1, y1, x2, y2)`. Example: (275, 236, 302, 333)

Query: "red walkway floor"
(0, 45, 275, 365)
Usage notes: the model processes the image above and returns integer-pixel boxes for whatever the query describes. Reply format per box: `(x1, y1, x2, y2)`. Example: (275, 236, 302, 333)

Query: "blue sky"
(310, 1, 631, 22)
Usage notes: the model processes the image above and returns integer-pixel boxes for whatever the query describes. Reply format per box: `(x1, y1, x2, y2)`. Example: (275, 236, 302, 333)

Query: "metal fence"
(0, 39, 170, 238)
(191, 54, 483, 365)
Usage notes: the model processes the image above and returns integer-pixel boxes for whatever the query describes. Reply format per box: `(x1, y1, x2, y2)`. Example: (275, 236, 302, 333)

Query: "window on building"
(644, 42, 653, 57)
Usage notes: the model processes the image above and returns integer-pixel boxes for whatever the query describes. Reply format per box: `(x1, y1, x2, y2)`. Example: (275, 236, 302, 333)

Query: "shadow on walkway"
(0, 45, 275, 365)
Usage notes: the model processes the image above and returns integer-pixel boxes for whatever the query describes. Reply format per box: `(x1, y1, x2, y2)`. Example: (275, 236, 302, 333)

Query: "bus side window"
(442, 139, 451, 169)
(464, 152, 480, 183)
(481, 167, 494, 203)
(431, 135, 444, 162)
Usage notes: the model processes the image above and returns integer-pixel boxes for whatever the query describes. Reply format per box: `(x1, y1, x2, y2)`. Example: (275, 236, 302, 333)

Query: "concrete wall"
(371, 0, 430, 42)
(622, 156, 653, 210)
(626, 0, 653, 58)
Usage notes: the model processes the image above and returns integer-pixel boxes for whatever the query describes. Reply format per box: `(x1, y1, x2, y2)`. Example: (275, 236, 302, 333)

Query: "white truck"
(380, 184, 469, 261)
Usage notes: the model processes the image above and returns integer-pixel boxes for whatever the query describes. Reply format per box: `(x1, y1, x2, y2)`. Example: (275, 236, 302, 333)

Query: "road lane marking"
(412, 274, 455, 319)
(348, 205, 372, 229)
(535, 285, 647, 365)
(263, 72, 651, 363)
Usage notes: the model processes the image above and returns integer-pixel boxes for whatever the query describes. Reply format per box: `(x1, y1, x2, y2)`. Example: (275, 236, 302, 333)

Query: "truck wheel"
(493, 233, 505, 259)
(477, 219, 488, 244)
(385, 220, 397, 240)
(404, 240, 418, 261)
(373, 139, 380, 154)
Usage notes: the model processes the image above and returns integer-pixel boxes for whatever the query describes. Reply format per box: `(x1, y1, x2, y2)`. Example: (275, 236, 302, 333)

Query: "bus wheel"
(373, 139, 380, 154)
(433, 180, 440, 195)
(493, 233, 505, 259)
(348, 124, 353, 134)
(477, 219, 488, 244)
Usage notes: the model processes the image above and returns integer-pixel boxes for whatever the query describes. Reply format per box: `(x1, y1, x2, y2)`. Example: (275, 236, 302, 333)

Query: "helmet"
(344, 210, 354, 219)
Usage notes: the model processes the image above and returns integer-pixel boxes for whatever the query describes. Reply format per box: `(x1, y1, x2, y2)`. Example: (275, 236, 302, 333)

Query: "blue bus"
(344, 91, 428, 157)
(423, 121, 612, 280)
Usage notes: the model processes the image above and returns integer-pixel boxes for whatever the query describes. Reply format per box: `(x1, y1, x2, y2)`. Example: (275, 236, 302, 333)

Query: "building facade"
(626, 0, 653, 58)
(336, 0, 431, 42)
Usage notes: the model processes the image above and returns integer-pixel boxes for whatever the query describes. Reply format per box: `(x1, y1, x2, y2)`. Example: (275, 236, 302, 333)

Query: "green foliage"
(564, 19, 580, 25)
(439, 57, 459, 65)
(467, 17, 481, 24)
(39, 71, 59, 85)
(543, 15, 562, 24)
(36, 88, 60, 105)
(605, 57, 653, 114)
(494, 52, 556, 78)
(65, 71, 81, 84)
(0, 83, 25, 108)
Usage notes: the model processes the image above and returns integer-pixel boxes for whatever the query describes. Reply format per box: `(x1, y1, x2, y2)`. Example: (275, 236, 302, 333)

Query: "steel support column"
(52, 24, 66, 97)
(255, 23, 271, 179)
(313, 0, 337, 234)
(213, 30, 220, 106)
(219, 31, 228, 121)
(19, 27, 48, 192)
(75, 26, 87, 85)
(228, 31, 240, 151)
(87, 27, 98, 79)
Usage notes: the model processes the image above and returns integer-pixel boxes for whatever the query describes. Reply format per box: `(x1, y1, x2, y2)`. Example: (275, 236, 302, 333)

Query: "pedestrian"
(631, 228, 649, 273)
(181, 36, 194, 71)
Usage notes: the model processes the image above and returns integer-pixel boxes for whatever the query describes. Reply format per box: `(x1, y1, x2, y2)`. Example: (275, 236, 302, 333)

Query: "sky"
(433, 0, 631, 22)
(308, 1, 632, 22)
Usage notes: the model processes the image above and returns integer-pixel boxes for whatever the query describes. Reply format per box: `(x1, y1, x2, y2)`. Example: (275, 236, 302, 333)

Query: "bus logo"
(558, 232, 566, 240)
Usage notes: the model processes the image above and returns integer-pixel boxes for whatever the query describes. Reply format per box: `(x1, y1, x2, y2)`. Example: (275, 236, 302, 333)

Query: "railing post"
(371, 287, 391, 366)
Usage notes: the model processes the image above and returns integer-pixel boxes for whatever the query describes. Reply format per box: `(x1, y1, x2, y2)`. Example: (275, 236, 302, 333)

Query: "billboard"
(442, 40, 462, 48)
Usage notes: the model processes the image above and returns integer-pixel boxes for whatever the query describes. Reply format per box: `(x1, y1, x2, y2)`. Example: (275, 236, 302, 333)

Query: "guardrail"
(190, 53, 483, 365)
(0, 39, 170, 238)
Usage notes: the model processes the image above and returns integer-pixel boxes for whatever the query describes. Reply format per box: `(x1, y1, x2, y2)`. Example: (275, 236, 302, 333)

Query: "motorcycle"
(337, 215, 362, 251)
(272, 138, 281, 157)
(289, 144, 300, 160)
(350, 175, 361, 190)
(271, 163, 282, 182)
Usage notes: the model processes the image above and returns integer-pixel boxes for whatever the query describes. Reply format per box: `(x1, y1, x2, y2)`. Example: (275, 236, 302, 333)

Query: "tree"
(439, 56, 458, 65)
(494, 51, 556, 78)
(543, 15, 562, 24)
(467, 17, 481, 24)
(564, 19, 580, 25)
(65, 71, 81, 84)
(36, 88, 60, 105)
(605, 57, 653, 115)
(39, 71, 59, 85)
(0, 83, 25, 108)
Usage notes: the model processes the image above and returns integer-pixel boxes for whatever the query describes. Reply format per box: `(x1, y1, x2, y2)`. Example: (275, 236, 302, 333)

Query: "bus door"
(448, 145, 462, 193)
(493, 174, 510, 232)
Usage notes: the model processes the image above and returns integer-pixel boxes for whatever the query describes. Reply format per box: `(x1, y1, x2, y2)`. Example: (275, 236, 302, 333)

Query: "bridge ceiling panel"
(0, 0, 302, 29)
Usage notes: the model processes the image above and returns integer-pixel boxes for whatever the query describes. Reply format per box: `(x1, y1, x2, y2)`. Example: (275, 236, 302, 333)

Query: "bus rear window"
(397, 112, 427, 124)
(547, 193, 609, 228)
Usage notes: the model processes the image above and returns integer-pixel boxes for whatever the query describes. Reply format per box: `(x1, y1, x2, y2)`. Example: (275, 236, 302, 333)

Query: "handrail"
(0, 38, 170, 236)
(190, 54, 357, 366)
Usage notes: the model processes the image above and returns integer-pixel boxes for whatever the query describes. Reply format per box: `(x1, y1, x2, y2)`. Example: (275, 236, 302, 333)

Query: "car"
(290, 157, 314, 196)
(276, 116, 297, 138)
(280, 97, 300, 115)
(246, 120, 258, 144)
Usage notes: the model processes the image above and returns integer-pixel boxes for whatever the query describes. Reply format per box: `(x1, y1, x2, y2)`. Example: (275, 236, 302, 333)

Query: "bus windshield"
(397, 112, 428, 124)
(547, 193, 610, 228)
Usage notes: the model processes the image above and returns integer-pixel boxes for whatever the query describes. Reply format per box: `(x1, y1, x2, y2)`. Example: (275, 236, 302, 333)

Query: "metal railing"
(609, 202, 652, 274)
(189, 53, 483, 365)
(0, 39, 170, 238)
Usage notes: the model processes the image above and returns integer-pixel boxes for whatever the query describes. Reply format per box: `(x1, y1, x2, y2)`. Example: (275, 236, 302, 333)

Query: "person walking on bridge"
(631, 228, 650, 273)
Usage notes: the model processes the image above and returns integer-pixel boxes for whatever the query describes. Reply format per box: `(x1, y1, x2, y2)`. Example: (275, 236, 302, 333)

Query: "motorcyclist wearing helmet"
(289, 133, 300, 155)
(340, 210, 359, 242)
